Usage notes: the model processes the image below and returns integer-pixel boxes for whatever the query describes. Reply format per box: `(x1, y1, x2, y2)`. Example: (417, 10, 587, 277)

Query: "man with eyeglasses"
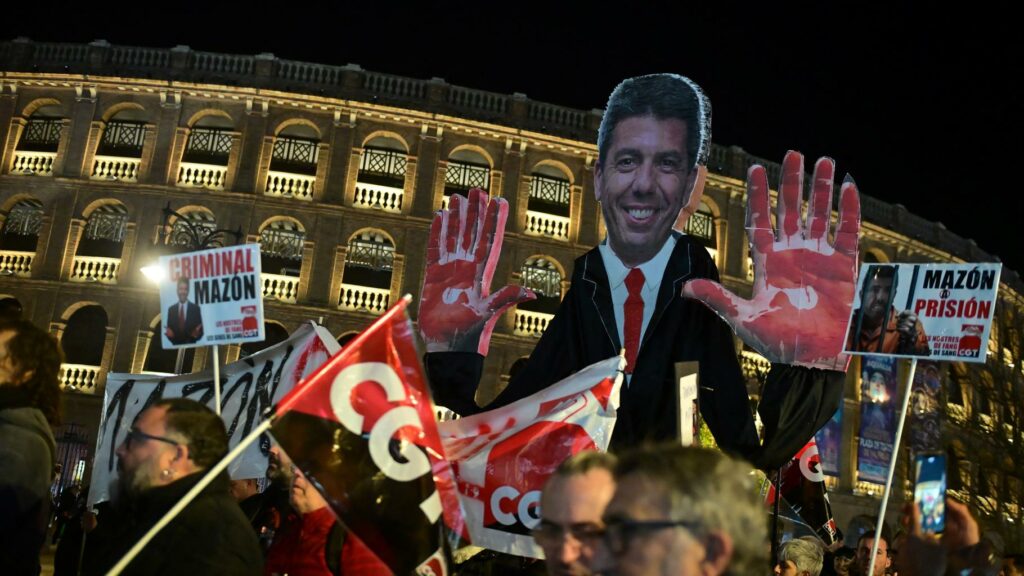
(533, 451, 617, 576)
(83, 398, 262, 575)
(587, 445, 766, 576)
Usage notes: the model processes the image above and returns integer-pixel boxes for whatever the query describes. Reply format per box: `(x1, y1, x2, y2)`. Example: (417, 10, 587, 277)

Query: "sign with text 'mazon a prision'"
(159, 244, 264, 349)
(844, 262, 1002, 362)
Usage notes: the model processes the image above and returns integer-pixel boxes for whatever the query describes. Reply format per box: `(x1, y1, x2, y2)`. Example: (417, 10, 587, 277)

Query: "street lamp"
(141, 203, 243, 374)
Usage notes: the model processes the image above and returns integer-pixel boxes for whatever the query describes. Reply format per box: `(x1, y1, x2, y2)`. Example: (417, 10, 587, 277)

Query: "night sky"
(5, 3, 1021, 272)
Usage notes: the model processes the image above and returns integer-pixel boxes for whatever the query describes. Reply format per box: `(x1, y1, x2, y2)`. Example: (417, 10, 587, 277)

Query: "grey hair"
(779, 538, 824, 576)
(614, 445, 766, 576)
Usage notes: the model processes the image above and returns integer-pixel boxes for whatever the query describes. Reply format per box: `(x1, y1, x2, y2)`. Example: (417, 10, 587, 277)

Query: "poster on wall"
(844, 263, 1001, 361)
(909, 360, 944, 455)
(856, 356, 899, 484)
(159, 244, 264, 349)
(815, 408, 842, 478)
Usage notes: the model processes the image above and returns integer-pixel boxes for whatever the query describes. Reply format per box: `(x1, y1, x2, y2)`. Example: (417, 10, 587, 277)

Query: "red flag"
(762, 438, 838, 544)
(270, 298, 463, 575)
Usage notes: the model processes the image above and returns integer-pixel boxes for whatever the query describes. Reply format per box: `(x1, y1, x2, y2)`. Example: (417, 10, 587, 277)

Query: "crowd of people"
(2, 296, 1022, 576)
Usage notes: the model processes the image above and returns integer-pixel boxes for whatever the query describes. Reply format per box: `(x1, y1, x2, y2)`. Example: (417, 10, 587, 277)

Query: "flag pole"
(867, 357, 918, 576)
(105, 418, 273, 576)
(770, 467, 782, 566)
(213, 344, 221, 415)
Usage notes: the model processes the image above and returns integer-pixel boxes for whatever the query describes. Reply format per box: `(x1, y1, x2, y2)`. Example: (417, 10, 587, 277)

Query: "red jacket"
(264, 506, 390, 576)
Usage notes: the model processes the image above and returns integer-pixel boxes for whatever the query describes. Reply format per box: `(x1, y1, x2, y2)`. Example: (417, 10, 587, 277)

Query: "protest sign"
(88, 322, 337, 506)
(160, 244, 264, 349)
(845, 263, 1001, 361)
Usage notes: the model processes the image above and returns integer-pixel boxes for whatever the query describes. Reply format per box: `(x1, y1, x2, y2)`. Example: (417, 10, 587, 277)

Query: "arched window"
(525, 165, 571, 240)
(519, 257, 562, 314)
(60, 304, 107, 392)
(355, 136, 407, 213)
(71, 203, 128, 283)
(444, 148, 490, 206)
(13, 104, 63, 175)
(514, 256, 562, 337)
(178, 114, 234, 189)
(685, 201, 716, 263)
(92, 108, 147, 181)
(166, 208, 218, 250)
(0, 199, 43, 277)
(266, 123, 319, 201)
(143, 319, 194, 374)
(339, 231, 394, 315)
(0, 297, 23, 321)
(259, 219, 305, 304)
(508, 357, 529, 380)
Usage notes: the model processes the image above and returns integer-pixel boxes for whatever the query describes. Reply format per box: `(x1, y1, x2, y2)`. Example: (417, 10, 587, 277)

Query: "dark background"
(5, 2, 1020, 271)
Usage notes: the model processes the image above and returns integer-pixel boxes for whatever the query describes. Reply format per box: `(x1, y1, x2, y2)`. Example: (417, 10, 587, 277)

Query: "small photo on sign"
(843, 263, 1001, 362)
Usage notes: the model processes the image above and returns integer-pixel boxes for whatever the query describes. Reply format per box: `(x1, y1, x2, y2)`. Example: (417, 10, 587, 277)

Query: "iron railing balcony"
(338, 283, 390, 315)
(59, 363, 101, 394)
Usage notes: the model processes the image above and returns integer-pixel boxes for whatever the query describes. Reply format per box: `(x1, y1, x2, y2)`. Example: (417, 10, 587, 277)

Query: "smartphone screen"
(913, 453, 946, 534)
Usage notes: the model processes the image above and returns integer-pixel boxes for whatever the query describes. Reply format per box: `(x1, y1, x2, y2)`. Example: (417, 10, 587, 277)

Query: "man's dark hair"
(0, 319, 63, 425)
(153, 398, 228, 469)
(177, 277, 190, 288)
(857, 530, 889, 549)
(866, 265, 896, 283)
(597, 73, 711, 170)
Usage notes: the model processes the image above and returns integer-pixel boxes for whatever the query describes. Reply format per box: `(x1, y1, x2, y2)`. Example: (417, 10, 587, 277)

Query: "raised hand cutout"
(682, 151, 861, 370)
(419, 189, 535, 355)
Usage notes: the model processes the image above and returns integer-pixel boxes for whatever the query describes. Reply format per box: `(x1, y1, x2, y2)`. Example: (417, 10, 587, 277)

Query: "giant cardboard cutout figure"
(419, 74, 859, 470)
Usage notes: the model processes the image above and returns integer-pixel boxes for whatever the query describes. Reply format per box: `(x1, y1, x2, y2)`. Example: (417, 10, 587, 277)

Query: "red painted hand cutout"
(419, 189, 535, 355)
(682, 152, 861, 370)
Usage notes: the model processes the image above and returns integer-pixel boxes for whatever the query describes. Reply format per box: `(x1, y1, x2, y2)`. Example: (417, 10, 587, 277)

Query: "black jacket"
(166, 301, 203, 345)
(0, 394, 55, 576)
(427, 235, 842, 470)
(84, 472, 262, 576)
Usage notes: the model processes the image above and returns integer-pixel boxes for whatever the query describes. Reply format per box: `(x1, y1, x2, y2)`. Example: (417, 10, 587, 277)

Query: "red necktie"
(624, 268, 645, 374)
(179, 305, 185, 329)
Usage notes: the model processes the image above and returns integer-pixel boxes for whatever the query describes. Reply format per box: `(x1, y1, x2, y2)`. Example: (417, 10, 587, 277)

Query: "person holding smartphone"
(896, 497, 999, 576)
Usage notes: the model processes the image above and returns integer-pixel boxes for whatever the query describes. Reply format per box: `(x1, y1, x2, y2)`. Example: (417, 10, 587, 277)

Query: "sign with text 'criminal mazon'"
(844, 263, 1001, 362)
(159, 244, 264, 349)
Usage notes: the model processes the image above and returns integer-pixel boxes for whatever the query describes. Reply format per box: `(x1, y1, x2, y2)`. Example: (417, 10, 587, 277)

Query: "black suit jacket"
(427, 234, 843, 470)
(166, 301, 203, 345)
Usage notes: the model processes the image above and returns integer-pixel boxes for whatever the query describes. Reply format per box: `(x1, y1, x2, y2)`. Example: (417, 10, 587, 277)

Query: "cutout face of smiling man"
(595, 115, 697, 268)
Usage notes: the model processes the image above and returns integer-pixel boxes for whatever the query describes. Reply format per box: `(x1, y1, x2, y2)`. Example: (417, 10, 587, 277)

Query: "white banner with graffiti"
(88, 322, 339, 506)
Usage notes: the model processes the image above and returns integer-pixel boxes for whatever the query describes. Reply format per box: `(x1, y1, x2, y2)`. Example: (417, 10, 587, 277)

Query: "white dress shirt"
(598, 235, 677, 354)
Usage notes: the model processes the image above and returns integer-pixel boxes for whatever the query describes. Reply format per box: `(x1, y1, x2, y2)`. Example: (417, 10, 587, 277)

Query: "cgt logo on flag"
(440, 357, 623, 558)
(763, 438, 838, 545)
(483, 422, 597, 534)
(270, 298, 461, 576)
